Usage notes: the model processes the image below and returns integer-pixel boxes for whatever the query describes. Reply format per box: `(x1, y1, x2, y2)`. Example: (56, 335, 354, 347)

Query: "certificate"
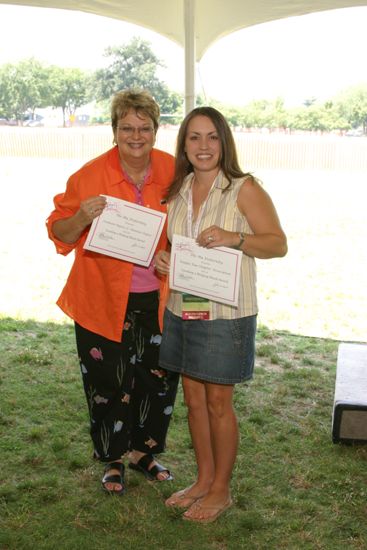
(170, 234, 242, 307)
(83, 195, 166, 267)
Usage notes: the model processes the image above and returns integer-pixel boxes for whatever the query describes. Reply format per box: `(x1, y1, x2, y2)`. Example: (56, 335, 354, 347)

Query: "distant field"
(1, 133, 366, 343)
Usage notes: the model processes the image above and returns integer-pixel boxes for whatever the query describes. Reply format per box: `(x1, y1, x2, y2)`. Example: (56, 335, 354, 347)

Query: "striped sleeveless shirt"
(166, 171, 258, 320)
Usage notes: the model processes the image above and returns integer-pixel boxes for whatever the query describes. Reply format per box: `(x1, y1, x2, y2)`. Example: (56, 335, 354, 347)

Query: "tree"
(269, 98, 288, 131)
(48, 66, 90, 127)
(158, 87, 183, 124)
(336, 84, 367, 134)
(93, 37, 162, 100)
(287, 104, 323, 132)
(92, 37, 182, 120)
(0, 58, 50, 123)
(303, 97, 317, 108)
(319, 101, 349, 133)
(240, 100, 273, 129)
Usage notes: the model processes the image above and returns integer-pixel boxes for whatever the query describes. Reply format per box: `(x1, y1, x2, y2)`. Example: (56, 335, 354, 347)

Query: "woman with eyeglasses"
(46, 89, 179, 495)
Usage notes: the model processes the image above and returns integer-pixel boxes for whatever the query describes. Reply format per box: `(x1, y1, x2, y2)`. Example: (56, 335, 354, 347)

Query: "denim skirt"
(159, 308, 257, 385)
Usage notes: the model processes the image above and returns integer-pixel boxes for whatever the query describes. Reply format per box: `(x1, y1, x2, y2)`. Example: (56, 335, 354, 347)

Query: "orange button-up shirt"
(46, 146, 174, 342)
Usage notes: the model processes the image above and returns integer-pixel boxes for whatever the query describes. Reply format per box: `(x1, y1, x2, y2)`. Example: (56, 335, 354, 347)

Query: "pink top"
(122, 166, 160, 293)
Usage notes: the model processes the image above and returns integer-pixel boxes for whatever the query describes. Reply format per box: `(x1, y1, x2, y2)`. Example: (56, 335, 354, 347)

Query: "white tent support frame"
(184, 0, 196, 114)
(1, 0, 367, 115)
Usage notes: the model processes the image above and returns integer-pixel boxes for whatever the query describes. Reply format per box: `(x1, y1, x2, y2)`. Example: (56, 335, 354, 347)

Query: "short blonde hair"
(111, 89, 160, 134)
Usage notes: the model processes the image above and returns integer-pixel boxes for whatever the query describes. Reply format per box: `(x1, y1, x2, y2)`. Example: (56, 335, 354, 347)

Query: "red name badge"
(181, 293, 210, 320)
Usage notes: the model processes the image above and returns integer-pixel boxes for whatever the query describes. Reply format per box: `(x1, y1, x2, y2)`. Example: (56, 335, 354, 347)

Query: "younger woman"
(155, 107, 287, 522)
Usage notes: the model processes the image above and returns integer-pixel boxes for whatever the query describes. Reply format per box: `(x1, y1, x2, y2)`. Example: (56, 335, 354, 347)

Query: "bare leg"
(183, 383, 237, 520)
(165, 375, 214, 507)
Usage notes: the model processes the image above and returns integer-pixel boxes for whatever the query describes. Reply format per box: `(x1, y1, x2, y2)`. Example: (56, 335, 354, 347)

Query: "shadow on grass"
(1, 316, 367, 550)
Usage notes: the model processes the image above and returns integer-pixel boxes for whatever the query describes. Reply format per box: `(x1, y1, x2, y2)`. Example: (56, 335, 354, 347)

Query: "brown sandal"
(183, 498, 233, 523)
(165, 488, 205, 508)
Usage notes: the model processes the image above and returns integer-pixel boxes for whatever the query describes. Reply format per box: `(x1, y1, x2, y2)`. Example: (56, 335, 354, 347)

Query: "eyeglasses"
(117, 125, 154, 136)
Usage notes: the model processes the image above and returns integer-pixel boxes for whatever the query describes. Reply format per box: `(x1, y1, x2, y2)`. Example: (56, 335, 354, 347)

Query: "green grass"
(1, 317, 366, 550)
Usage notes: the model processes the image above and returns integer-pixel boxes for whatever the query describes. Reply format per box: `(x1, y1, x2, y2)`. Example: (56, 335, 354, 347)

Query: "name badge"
(182, 293, 210, 320)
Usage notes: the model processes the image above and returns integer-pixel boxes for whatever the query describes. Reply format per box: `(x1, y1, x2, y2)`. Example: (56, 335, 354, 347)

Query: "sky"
(0, 4, 366, 106)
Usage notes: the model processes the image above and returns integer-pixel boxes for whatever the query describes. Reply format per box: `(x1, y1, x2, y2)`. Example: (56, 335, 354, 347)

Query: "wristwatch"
(235, 232, 246, 250)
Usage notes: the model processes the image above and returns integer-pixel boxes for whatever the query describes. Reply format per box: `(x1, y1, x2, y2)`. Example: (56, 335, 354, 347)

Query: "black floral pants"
(75, 291, 179, 463)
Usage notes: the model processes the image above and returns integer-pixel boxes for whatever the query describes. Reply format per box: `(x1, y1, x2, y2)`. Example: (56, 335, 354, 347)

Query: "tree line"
(0, 36, 366, 134)
(0, 37, 182, 127)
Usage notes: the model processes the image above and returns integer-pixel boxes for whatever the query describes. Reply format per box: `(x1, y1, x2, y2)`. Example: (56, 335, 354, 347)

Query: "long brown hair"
(166, 106, 249, 201)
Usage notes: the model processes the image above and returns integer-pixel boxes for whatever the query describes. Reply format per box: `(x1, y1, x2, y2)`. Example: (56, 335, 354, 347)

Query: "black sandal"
(101, 461, 125, 495)
(128, 454, 173, 482)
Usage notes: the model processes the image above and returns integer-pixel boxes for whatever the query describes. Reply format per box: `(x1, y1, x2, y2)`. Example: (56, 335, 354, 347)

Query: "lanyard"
(187, 176, 216, 239)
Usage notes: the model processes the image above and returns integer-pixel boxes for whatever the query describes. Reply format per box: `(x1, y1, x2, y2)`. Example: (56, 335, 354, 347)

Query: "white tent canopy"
(2, 0, 367, 112)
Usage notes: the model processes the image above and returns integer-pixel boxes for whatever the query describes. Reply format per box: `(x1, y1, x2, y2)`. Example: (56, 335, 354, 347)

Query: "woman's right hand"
(78, 196, 107, 225)
(154, 250, 171, 275)
(52, 195, 107, 244)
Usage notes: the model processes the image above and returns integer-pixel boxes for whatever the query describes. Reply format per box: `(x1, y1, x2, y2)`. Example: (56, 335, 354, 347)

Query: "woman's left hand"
(154, 250, 171, 274)
(197, 226, 239, 249)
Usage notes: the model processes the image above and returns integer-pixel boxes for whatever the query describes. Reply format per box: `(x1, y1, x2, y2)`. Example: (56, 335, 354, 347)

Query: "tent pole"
(184, 0, 195, 114)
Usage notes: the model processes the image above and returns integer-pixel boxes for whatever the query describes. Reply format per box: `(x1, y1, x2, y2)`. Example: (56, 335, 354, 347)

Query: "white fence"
(1, 126, 367, 171)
